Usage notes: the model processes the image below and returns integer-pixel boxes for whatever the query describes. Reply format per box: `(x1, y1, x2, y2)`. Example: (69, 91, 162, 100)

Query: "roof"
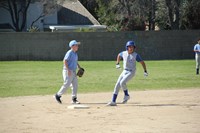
(58, 0, 100, 25)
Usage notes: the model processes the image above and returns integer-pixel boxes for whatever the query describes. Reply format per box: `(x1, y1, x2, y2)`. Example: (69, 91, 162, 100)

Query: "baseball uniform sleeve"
(194, 45, 197, 51)
(136, 54, 143, 62)
(119, 52, 123, 57)
(64, 50, 72, 61)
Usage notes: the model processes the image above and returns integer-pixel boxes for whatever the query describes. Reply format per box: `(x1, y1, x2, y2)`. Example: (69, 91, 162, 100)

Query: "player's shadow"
(127, 103, 199, 107)
(82, 102, 108, 105)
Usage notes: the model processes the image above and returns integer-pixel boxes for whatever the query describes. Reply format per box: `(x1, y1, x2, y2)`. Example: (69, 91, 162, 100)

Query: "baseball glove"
(77, 68, 85, 77)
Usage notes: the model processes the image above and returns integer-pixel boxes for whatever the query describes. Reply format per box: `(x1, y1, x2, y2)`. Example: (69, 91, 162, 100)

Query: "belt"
(125, 69, 132, 72)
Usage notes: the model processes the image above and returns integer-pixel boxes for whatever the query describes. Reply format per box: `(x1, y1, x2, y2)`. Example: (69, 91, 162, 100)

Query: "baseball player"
(107, 41, 148, 106)
(194, 38, 200, 75)
(55, 40, 82, 104)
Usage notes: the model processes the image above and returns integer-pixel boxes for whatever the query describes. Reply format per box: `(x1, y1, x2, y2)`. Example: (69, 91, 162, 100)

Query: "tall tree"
(30, 0, 64, 28)
(0, 0, 64, 32)
(182, 0, 200, 29)
(79, 0, 98, 19)
(95, 0, 158, 31)
(165, 0, 181, 29)
(148, 0, 156, 30)
(0, 0, 31, 31)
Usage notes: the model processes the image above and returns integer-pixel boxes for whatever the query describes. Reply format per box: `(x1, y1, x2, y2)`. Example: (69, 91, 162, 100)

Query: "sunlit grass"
(0, 60, 199, 97)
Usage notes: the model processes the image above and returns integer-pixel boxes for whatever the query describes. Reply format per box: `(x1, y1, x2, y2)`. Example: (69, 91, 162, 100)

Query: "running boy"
(55, 40, 82, 104)
(107, 41, 148, 106)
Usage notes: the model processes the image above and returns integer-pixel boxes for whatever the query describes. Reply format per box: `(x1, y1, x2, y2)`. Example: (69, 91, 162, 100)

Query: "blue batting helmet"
(126, 41, 136, 50)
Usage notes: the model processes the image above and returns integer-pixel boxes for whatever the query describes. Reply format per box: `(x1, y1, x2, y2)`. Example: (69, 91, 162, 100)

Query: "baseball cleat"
(71, 97, 80, 104)
(121, 95, 130, 104)
(54, 94, 62, 104)
(107, 101, 117, 106)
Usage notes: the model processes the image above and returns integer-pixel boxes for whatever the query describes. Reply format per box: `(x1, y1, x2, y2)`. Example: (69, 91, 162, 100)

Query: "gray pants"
(57, 70, 78, 98)
(196, 54, 200, 69)
(113, 70, 135, 95)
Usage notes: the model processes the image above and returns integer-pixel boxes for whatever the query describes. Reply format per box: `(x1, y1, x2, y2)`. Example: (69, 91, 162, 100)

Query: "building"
(0, 0, 106, 32)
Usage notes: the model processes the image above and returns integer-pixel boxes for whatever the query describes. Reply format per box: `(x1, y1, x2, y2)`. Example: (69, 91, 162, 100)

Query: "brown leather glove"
(77, 68, 85, 77)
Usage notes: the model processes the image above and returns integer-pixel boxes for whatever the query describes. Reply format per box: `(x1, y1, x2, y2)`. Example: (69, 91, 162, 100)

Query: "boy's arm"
(77, 63, 81, 69)
(64, 60, 71, 76)
(140, 61, 147, 72)
(116, 54, 121, 64)
(116, 54, 121, 69)
(64, 60, 68, 69)
(140, 61, 148, 76)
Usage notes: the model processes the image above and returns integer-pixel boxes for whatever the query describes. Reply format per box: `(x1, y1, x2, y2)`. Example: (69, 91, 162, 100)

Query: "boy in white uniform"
(55, 40, 82, 104)
(107, 41, 148, 106)
(194, 39, 200, 75)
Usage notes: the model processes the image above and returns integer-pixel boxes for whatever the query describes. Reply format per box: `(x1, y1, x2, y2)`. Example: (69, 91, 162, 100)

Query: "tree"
(30, 0, 64, 28)
(79, 0, 98, 19)
(182, 0, 200, 29)
(0, 0, 31, 31)
(0, 0, 64, 32)
(148, 0, 156, 30)
(116, 0, 146, 31)
(165, 0, 181, 30)
(94, 0, 158, 31)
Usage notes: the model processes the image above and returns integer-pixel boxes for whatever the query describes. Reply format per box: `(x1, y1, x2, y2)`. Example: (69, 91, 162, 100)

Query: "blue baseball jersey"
(119, 51, 143, 72)
(63, 49, 78, 71)
(194, 44, 200, 54)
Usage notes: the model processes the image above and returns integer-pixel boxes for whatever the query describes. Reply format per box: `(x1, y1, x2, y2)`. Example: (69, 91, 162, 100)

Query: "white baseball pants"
(57, 69, 78, 98)
(195, 54, 200, 69)
(113, 70, 135, 95)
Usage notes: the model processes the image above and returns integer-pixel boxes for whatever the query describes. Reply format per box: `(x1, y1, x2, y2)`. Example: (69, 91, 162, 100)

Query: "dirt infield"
(0, 89, 200, 133)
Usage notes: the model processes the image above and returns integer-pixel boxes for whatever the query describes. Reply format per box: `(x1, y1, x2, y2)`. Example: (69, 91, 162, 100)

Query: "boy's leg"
(55, 70, 72, 104)
(112, 71, 125, 102)
(196, 54, 200, 74)
(107, 71, 124, 106)
(120, 71, 134, 103)
(71, 71, 80, 104)
(120, 71, 134, 94)
(56, 70, 73, 96)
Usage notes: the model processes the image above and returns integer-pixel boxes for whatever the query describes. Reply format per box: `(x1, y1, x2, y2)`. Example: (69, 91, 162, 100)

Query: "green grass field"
(0, 60, 199, 97)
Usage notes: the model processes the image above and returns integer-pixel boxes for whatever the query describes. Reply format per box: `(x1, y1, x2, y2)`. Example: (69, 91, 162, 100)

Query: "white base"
(67, 104, 90, 109)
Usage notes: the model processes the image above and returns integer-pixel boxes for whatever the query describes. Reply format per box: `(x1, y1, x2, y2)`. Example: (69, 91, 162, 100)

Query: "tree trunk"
(149, 0, 156, 30)
(7, 0, 31, 32)
(173, 0, 180, 29)
(20, 0, 31, 31)
(7, 0, 18, 31)
(165, 0, 180, 30)
(151, 0, 156, 30)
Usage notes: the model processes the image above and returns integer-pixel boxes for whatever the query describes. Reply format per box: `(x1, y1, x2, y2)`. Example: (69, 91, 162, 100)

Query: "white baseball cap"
(69, 40, 81, 47)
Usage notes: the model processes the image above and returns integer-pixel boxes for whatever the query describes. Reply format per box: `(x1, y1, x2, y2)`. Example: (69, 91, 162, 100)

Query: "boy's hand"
(116, 63, 120, 69)
(77, 68, 85, 77)
(68, 70, 72, 77)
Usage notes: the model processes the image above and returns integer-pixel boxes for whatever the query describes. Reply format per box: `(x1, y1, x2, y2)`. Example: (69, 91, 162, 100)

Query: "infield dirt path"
(0, 89, 200, 133)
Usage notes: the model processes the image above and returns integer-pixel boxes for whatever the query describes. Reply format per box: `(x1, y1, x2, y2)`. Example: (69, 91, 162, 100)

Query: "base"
(67, 104, 90, 109)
